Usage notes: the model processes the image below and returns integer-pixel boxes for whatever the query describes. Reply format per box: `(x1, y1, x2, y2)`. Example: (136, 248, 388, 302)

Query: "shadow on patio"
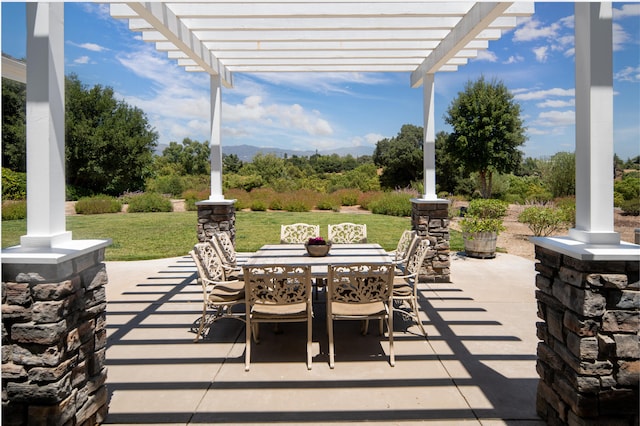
(103, 253, 543, 425)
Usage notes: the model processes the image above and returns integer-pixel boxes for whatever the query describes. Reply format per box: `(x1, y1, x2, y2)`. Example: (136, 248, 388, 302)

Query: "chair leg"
(411, 297, 428, 336)
(388, 310, 395, 367)
(194, 306, 207, 343)
(328, 316, 335, 369)
(245, 317, 251, 372)
(307, 315, 312, 370)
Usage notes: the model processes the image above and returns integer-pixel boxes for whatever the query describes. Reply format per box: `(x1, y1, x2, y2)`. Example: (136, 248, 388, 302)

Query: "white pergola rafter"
(110, 1, 532, 80)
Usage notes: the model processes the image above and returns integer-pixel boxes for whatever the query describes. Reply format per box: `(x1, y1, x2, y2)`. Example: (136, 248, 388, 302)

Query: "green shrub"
(316, 195, 339, 211)
(268, 198, 284, 210)
(2, 168, 26, 201)
(555, 197, 576, 226)
(250, 200, 267, 211)
(182, 189, 208, 211)
(614, 176, 640, 200)
(332, 188, 360, 206)
(459, 216, 505, 234)
(358, 191, 384, 210)
(2, 200, 26, 221)
(127, 192, 173, 213)
(614, 192, 625, 208)
(284, 200, 311, 212)
(75, 195, 122, 215)
(620, 198, 640, 216)
(518, 206, 568, 236)
(467, 198, 508, 219)
(367, 192, 412, 217)
(146, 174, 185, 197)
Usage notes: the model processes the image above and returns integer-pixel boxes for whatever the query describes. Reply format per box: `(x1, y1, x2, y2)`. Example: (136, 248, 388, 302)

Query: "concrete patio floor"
(103, 251, 544, 425)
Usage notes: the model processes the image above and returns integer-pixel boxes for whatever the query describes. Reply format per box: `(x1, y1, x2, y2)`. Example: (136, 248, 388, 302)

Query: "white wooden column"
(421, 73, 438, 200)
(22, 3, 71, 248)
(208, 74, 225, 201)
(569, 2, 619, 245)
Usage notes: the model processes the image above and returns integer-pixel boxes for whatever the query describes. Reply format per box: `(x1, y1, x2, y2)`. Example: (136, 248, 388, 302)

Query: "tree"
(444, 76, 526, 198)
(156, 138, 210, 175)
(539, 151, 575, 198)
(2, 78, 27, 172)
(223, 153, 243, 174)
(373, 124, 423, 188)
(65, 74, 158, 196)
(434, 131, 465, 194)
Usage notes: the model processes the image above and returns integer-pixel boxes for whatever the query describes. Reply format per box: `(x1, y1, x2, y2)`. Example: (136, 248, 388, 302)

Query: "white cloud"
(613, 23, 631, 51)
(252, 72, 391, 95)
(533, 46, 549, 63)
(614, 4, 640, 19)
(476, 50, 498, 62)
(535, 110, 575, 127)
(80, 42, 107, 52)
(223, 95, 334, 138)
(364, 133, 384, 145)
(614, 66, 640, 83)
(514, 87, 574, 101)
(74, 56, 90, 65)
(536, 99, 575, 108)
(513, 18, 560, 42)
(504, 55, 524, 64)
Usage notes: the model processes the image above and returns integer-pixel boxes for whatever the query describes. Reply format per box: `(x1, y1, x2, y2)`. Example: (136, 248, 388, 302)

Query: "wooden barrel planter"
(463, 231, 498, 259)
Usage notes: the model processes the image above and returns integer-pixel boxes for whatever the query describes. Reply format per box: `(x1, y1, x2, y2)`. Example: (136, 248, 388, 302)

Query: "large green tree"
(373, 124, 424, 188)
(65, 74, 157, 196)
(444, 76, 526, 198)
(155, 138, 210, 176)
(2, 78, 27, 172)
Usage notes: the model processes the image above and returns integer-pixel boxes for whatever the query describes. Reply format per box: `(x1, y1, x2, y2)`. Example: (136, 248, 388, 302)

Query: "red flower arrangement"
(307, 236, 327, 245)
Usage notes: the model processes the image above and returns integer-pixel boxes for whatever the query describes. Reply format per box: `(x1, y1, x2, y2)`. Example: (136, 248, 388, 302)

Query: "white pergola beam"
(411, 2, 517, 87)
(124, 2, 233, 87)
(2, 56, 27, 84)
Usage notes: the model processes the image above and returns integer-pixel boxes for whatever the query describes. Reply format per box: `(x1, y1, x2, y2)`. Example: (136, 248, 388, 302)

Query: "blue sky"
(2, 2, 639, 160)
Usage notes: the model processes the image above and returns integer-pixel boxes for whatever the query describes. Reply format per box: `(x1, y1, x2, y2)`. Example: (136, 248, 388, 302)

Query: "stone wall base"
(534, 244, 639, 425)
(196, 200, 236, 244)
(2, 246, 109, 425)
(411, 199, 451, 283)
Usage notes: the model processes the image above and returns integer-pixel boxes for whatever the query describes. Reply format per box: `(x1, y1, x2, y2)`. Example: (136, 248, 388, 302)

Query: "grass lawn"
(2, 211, 462, 261)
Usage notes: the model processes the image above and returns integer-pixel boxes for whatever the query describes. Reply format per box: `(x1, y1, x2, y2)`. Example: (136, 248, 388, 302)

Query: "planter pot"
(305, 242, 331, 257)
(463, 231, 497, 259)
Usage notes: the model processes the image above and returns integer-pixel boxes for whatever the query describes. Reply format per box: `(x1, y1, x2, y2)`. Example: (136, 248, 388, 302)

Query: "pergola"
(2, 3, 639, 424)
(2, 1, 638, 264)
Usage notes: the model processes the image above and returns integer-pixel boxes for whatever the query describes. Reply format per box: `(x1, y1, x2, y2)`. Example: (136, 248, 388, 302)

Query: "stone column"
(534, 244, 639, 424)
(2, 245, 110, 425)
(411, 199, 450, 282)
(196, 200, 237, 244)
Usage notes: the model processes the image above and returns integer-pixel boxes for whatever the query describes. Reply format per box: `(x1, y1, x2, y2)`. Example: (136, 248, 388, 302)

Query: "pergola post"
(22, 2, 70, 248)
(208, 74, 225, 202)
(421, 72, 437, 201)
(569, 2, 619, 245)
(195, 73, 237, 244)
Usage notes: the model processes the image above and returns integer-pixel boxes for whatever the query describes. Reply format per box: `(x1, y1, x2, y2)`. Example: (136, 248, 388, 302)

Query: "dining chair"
(210, 235, 242, 280)
(326, 263, 395, 368)
(242, 264, 313, 371)
(386, 230, 418, 266)
(393, 238, 431, 336)
(327, 222, 367, 243)
(280, 223, 320, 244)
(191, 242, 246, 343)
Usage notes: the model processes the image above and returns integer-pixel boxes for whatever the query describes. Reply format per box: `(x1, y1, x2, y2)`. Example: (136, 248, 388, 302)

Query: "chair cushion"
(251, 302, 309, 319)
(330, 301, 386, 317)
(392, 282, 413, 297)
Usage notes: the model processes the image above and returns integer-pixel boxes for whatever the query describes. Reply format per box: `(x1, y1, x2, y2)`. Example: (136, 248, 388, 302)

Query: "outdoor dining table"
(244, 243, 392, 279)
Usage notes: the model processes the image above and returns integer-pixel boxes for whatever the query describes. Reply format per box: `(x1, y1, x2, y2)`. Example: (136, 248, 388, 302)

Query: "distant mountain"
(154, 143, 374, 162)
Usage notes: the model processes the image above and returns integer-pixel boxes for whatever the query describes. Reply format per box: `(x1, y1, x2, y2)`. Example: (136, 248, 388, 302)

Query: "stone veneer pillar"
(533, 244, 639, 425)
(196, 200, 237, 244)
(2, 243, 110, 425)
(410, 199, 450, 282)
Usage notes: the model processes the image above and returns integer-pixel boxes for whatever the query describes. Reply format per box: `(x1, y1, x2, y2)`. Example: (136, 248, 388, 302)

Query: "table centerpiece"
(304, 236, 331, 257)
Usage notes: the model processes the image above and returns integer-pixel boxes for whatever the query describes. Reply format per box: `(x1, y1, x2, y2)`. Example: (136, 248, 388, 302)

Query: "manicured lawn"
(2, 211, 450, 261)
